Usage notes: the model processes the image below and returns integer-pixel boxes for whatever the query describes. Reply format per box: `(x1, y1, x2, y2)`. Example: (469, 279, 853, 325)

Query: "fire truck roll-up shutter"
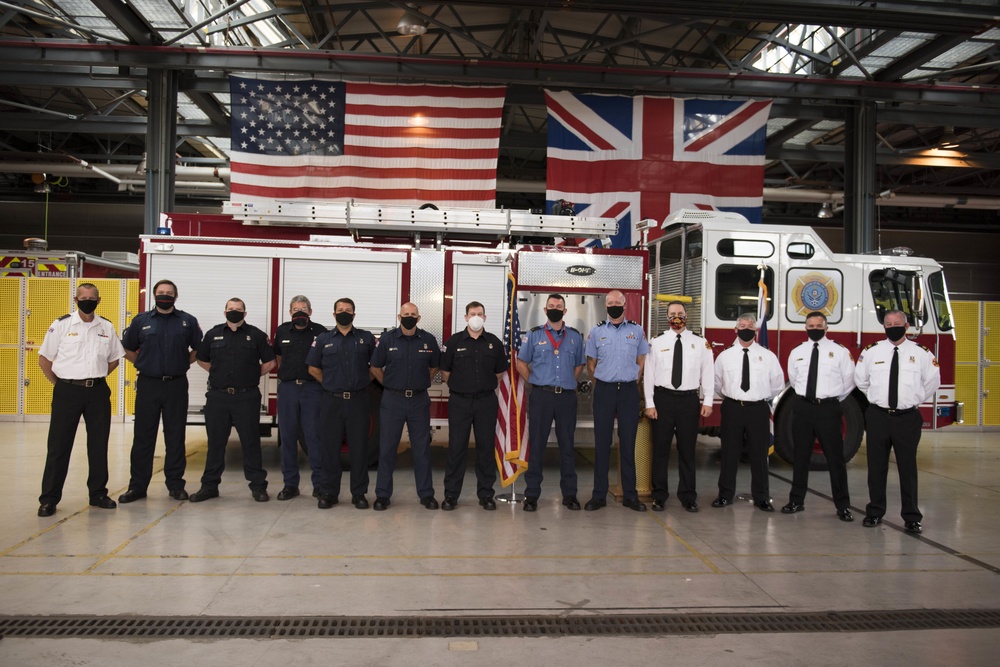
(449, 253, 508, 337)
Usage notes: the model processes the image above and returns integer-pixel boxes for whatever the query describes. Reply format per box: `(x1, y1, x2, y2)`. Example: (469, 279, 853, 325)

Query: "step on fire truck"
(647, 209, 957, 470)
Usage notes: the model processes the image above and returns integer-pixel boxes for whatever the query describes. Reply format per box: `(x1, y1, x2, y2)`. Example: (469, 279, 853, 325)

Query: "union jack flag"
(495, 270, 528, 486)
(545, 92, 772, 247)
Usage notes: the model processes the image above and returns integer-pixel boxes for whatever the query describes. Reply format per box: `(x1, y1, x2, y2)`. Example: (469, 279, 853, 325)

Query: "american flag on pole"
(545, 92, 771, 247)
(228, 77, 506, 209)
(495, 270, 528, 486)
(756, 265, 770, 350)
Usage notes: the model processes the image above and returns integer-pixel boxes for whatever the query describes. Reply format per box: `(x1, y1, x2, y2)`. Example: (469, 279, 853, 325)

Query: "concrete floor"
(1, 421, 998, 665)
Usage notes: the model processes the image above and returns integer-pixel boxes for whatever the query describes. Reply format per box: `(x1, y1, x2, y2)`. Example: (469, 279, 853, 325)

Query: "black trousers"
(651, 390, 701, 503)
(201, 389, 267, 492)
(39, 380, 111, 505)
(865, 408, 923, 522)
(718, 398, 771, 503)
(523, 388, 578, 499)
(444, 392, 498, 500)
(592, 381, 640, 502)
(128, 375, 190, 493)
(318, 389, 371, 498)
(789, 398, 850, 510)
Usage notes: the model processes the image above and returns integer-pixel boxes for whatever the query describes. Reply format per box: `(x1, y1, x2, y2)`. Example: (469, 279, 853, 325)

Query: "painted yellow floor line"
(646, 513, 723, 574)
(82, 503, 186, 574)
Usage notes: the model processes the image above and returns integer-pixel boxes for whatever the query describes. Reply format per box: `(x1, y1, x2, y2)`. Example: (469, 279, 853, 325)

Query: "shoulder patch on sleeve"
(58, 313, 71, 320)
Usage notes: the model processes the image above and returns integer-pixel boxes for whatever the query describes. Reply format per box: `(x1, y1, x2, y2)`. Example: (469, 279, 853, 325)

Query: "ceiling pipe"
(0, 161, 229, 183)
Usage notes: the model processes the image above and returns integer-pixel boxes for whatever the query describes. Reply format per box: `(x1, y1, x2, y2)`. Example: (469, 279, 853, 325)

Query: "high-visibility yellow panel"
(83, 278, 123, 334)
(984, 366, 1000, 426)
(951, 301, 980, 364)
(108, 364, 120, 416)
(0, 347, 19, 414)
(24, 348, 54, 414)
(26, 278, 70, 347)
(954, 364, 980, 426)
(984, 302, 1000, 364)
(124, 279, 139, 415)
(0, 278, 21, 346)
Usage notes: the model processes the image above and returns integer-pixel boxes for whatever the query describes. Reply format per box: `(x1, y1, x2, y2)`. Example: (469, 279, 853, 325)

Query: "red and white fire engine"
(1, 239, 138, 279)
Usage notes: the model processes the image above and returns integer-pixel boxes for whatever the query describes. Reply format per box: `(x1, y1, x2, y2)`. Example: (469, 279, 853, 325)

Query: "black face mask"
(77, 299, 98, 315)
(400, 316, 418, 330)
(546, 309, 564, 323)
(335, 311, 354, 326)
(291, 312, 310, 327)
(226, 310, 244, 324)
(736, 328, 756, 342)
(606, 305, 625, 319)
(155, 295, 176, 310)
(885, 326, 907, 342)
(806, 328, 825, 342)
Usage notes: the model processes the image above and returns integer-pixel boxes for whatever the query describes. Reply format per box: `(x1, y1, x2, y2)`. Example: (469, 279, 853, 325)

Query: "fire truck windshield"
(869, 268, 919, 325)
(927, 271, 954, 332)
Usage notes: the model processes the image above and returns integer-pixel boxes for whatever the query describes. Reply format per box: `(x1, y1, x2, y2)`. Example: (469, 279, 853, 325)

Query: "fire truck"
(647, 209, 958, 469)
(1, 240, 139, 279)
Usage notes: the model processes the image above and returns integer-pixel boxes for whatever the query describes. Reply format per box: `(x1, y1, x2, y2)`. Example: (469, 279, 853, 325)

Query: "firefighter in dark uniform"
(306, 297, 376, 510)
(439, 301, 507, 511)
(584, 290, 649, 511)
(119, 279, 202, 504)
(37, 282, 126, 517)
(516, 293, 586, 512)
(189, 298, 276, 503)
(272, 295, 326, 502)
(855, 309, 940, 533)
(370, 302, 441, 511)
(782, 311, 855, 521)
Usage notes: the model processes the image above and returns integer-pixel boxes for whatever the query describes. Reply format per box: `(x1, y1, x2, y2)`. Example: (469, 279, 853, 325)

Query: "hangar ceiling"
(0, 0, 998, 232)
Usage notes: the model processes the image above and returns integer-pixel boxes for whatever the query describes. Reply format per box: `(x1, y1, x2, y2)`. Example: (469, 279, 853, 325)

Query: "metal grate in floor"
(1, 610, 999, 639)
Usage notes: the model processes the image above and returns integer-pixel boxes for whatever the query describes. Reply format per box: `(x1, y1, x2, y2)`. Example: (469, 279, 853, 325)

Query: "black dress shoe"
(651, 499, 666, 512)
(862, 515, 882, 527)
(562, 496, 581, 511)
(838, 508, 855, 522)
(682, 500, 699, 513)
(441, 496, 458, 511)
(622, 498, 646, 512)
(420, 496, 439, 510)
(352, 495, 369, 509)
(252, 489, 269, 502)
(37, 503, 56, 517)
(523, 497, 538, 512)
(317, 494, 338, 509)
(373, 497, 391, 511)
(905, 521, 922, 533)
(312, 489, 321, 498)
(168, 489, 189, 501)
(276, 486, 299, 501)
(711, 497, 731, 508)
(781, 502, 805, 514)
(118, 489, 147, 504)
(89, 495, 117, 510)
(188, 488, 219, 503)
(584, 498, 607, 511)
(479, 497, 497, 511)
(754, 500, 775, 512)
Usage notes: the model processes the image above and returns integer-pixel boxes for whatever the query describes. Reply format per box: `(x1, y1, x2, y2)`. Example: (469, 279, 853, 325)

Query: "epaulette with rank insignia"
(100, 315, 113, 323)
(58, 313, 71, 320)
(529, 325, 544, 332)
(916, 343, 933, 354)
(567, 326, 581, 335)
(863, 341, 878, 351)
(833, 340, 848, 349)
(626, 319, 640, 326)
(705, 339, 713, 350)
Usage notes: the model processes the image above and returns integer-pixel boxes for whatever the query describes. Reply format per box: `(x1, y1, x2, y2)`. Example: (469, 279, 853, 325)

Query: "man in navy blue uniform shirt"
(516, 293, 585, 512)
(370, 302, 441, 511)
(119, 279, 202, 503)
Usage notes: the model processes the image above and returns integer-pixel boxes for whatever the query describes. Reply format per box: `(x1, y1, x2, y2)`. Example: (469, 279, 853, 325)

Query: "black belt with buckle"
(209, 386, 254, 394)
(451, 390, 495, 399)
(286, 378, 316, 385)
(870, 404, 917, 415)
(532, 384, 574, 394)
(724, 396, 766, 406)
(386, 388, 427, 398)
(597, 379, 636, 390)
(141, 374, 179, 381)
(325, 389, 366, 399)
(654, 387, 698, 396)
(59, 377, 103, 387)
(800, 396, 840, 404)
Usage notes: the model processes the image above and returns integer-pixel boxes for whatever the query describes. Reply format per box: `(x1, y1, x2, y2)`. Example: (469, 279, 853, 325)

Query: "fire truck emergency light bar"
(225, 201, 617, 239)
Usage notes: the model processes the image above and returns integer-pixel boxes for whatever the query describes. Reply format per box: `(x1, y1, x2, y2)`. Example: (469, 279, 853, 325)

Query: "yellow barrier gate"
(952, 300, 1000, 427)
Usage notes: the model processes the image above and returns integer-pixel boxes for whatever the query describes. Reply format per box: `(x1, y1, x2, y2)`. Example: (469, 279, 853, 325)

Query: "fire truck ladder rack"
(226, 201, 617, 239)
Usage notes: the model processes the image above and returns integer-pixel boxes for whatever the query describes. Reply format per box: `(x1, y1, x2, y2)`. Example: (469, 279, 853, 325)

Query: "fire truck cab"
(648, 209, 957, 469)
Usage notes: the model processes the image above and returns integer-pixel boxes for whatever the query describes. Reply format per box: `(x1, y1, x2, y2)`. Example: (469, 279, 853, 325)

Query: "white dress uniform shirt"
(714, 340, 784, 402)
(855, 338, 940, 410)
(787, 336, 856, 401)
(39, 312, 125, 379)
(644, 328, 715, 407)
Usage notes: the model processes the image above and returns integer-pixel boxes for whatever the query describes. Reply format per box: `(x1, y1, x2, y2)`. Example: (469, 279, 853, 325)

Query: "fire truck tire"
(774, 395, 864, 471)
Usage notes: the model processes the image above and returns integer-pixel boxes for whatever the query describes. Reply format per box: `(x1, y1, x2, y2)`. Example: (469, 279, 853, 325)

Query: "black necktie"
(671, 334, 683, 388)
(805, 342, 819, 400)
(741, 348, 750, 392)
(889, 347, 899, 409)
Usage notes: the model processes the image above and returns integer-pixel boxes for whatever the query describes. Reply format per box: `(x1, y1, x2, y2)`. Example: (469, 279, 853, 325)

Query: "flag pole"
(496, 374, 525, 505)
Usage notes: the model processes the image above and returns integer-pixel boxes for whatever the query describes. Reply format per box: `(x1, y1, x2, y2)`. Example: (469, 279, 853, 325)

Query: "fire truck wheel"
(774, 394, 864, 471)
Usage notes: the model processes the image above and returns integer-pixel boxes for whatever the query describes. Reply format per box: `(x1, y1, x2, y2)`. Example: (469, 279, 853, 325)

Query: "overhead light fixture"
(135, 152, 147, 175)
(397, 5, 427, 36)
(817, 202, 834, 219)
(34, 182, 51, 194)
(939, 126, 959, 150)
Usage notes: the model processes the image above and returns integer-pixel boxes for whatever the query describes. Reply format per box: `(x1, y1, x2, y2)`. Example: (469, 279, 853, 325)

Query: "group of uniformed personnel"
(36, 284, 940, 533)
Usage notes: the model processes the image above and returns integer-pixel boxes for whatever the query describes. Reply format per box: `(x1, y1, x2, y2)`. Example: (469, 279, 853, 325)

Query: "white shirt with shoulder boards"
(39, 311, 125, 380)
(787, 336, 856, 401)
(643, 328, 715, 407)
(854, 338, 940, 410)
(714, 340, 784, 402)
